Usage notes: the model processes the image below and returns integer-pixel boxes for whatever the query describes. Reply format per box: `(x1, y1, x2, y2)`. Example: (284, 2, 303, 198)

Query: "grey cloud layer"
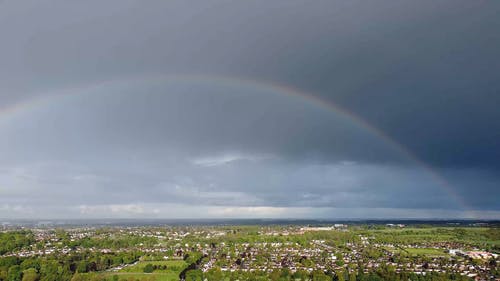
(0, 0, 498, 218)
(0, 80, 497, 218)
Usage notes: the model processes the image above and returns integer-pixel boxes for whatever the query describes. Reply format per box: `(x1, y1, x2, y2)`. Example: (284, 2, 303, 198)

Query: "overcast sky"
(0, 0, 499, 219)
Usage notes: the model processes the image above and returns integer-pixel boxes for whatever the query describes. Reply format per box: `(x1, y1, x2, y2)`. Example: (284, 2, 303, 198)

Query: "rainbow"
(0, 74, 473, 216)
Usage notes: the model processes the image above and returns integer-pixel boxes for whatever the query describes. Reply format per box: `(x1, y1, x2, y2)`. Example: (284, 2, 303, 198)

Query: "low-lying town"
(0, 221, 498, 281)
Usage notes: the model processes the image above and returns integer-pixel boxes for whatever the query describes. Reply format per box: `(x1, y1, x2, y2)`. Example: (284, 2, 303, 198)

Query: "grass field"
(117, 260, 187, 280)
(363, 227, 500, 248)
(120, 260, 187, 273)
(78, 260, 187, 281)
(403, 248, 449, 257)
(105, 272, 180, 281)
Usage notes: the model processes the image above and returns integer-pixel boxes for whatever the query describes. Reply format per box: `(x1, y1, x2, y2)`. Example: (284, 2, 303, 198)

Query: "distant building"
(386, 224, 405, 228)
(300, 224, 346, 231)
(466, 251, 498, 259)
(448, 249, 463, 255)
(300, 226, 334, 231)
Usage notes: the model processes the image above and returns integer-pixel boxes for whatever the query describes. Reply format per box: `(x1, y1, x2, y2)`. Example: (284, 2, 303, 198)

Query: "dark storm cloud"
(264, 2, 500, 171)
(1, 0, 498, 170)
(0, 0, 498, 218)
(0, 80, 404, 164)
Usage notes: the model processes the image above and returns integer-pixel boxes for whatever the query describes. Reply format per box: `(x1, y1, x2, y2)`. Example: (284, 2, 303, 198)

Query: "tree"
(269, 270, 281, 281)
(21, 268, 39, 281)
(143, 263, 154, 273)
(76, 262, 88, 273)
(8, 265, 22, 281)
(185, 269, 203, 281)
(336, 270, 345, 281)
(204, 268, 223, 281)
(312, 270, 330, 281)
(70, 273, 85, 281)
(348, 272, 356, 281)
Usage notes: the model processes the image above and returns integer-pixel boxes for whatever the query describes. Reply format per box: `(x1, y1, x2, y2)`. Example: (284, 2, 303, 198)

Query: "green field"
(383, 245, 450, 257)
(362, 227, 500, 248)
(120, 260, 187, 273)
(76, 260, 188, 281)
(105, 272, 180, 281)
(117, 260, 187, 281)
(403, 248, 449, 257)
